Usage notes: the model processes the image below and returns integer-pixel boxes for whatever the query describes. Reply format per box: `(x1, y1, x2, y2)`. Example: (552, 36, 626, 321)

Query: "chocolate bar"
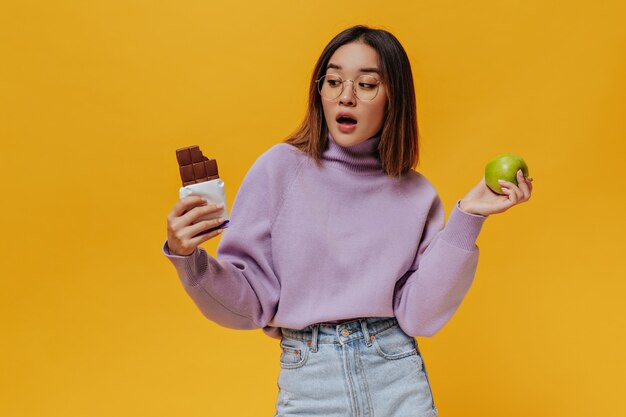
(176, 145, 230, 235)
(176, 145, 220, 186)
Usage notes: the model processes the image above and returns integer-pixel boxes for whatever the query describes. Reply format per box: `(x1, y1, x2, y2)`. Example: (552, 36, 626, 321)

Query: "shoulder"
(238, 142, 307, 197)
(395, 169, 440, 203)
(231, 143, 308, 219)
(394, 170, 445, 224)
(249, 142, 307, 176)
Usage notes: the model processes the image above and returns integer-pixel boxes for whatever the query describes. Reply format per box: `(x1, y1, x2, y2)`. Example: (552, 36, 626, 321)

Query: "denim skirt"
(274, 317, 438, 417)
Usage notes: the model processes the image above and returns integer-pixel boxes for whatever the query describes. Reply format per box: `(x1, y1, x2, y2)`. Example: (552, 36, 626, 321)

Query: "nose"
(339, 80, 356, 106)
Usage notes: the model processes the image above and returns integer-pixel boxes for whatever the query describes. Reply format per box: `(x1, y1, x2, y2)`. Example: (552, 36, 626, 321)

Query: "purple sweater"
(162, 133, 486, 340)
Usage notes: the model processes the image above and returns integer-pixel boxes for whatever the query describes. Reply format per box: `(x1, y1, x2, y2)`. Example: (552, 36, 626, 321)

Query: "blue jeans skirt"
(274, 316, 438, 417)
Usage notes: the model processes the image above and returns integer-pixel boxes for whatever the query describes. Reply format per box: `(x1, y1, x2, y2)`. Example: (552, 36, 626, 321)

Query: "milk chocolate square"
(176, 145, 220, 187)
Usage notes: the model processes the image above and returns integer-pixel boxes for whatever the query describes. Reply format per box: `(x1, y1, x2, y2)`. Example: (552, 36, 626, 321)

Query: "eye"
(357, 76, 380, 90)
(327, 79, 341, 87)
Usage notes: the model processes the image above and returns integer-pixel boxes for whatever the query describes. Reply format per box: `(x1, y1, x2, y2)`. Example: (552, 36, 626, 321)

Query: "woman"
(163, 25, 532, 417)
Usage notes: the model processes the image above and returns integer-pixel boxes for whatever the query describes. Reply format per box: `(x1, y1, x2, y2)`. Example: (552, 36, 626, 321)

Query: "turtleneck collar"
(322, 132, 383, 175)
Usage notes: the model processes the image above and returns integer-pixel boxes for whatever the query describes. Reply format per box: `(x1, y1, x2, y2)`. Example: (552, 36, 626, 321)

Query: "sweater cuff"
(162, 239, 196, 258)
(440, 201, 487, 251)
(161, 239, 203, 286)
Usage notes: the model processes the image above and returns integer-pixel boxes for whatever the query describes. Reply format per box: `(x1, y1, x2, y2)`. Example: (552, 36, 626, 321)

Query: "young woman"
(163, 25, 532, 417)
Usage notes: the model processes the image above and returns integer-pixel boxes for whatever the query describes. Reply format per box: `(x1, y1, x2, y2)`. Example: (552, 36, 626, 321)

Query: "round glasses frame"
(315, 74, 383, 101)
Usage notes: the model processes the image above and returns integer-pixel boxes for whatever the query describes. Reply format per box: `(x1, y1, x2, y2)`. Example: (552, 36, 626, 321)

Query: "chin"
(330, 129, 368, 147)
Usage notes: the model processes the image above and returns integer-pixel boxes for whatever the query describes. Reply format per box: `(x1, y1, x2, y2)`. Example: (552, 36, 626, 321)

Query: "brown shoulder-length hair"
(284, 25, 419, 177)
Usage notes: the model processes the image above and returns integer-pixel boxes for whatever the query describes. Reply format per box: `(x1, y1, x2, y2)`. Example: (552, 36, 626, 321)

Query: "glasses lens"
(317, 74, 381, 101)
(318, 74, 343, 100)
(354, 75, 380, 101)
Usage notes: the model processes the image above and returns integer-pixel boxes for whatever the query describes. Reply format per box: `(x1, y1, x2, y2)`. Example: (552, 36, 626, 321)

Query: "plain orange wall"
(1, 1, 625, 416)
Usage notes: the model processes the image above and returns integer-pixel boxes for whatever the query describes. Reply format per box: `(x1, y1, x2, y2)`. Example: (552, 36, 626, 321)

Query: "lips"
(336, 112, 357, 125)
(335, 112, 358, 133)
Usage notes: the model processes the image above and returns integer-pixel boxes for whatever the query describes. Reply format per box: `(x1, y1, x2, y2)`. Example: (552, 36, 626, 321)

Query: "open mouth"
(337, 116, 357, 125)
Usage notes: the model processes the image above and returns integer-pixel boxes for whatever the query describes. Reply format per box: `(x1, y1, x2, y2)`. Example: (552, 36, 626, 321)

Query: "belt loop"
(360, 318, 372, 347)
(311, 324, 319, 353)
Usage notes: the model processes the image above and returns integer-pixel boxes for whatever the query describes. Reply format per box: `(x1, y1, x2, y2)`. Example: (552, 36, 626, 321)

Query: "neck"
(322, 132, 383, 175)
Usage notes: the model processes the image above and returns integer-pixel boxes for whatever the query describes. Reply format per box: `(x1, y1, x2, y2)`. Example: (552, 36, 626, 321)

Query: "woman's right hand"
(166, 196, 226, 256)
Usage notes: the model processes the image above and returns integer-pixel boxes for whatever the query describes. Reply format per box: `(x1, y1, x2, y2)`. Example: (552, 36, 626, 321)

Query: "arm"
(393, 198, 486, 337)
(162, 147, 297, 330)
(394, 170, 533, 337)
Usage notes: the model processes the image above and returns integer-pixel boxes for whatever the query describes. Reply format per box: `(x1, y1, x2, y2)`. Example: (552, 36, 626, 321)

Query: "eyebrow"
(326, 63, 380, 74)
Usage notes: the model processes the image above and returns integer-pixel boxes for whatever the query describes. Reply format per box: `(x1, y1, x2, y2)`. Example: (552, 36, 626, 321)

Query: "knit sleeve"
(393, 196, 487, 337)
(162, 144, 300, 330)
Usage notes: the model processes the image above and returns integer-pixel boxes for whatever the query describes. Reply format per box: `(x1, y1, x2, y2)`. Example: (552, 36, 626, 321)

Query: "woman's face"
(321, 42, 388, 147)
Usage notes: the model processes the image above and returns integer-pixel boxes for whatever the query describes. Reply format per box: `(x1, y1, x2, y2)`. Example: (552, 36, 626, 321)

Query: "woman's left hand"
(459, 169, 533, 216)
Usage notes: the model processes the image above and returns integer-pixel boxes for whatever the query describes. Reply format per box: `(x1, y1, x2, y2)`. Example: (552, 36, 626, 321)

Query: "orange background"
(1, 1, 625, 416)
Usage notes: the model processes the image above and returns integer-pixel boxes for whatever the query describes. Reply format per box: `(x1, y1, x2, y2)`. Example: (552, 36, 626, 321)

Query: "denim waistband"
(280, 316, 400, 352)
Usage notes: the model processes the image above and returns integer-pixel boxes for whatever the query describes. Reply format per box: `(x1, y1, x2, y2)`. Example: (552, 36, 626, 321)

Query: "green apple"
(485, 154, 529, 194)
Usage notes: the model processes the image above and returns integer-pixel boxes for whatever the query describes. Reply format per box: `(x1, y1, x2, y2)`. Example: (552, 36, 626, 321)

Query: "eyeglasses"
(315, 74, 382, 101)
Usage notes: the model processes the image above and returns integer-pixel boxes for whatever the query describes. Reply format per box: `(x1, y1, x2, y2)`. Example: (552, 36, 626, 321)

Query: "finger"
(511, 173, 526, 201)
(513, 185, 524, 201)
(186, 216, 226, 238)
(497, 179, 514, 192)
(500, 185, 519, 204)
(182, 202, 224, 224)
(498, 180, 522, 200)
(524, 176, 533, 196)
(188, 227, 225, 247)
(171, 195, 207, 218)
(521, 171, 534, 197)
(516, 172, 531, 200)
